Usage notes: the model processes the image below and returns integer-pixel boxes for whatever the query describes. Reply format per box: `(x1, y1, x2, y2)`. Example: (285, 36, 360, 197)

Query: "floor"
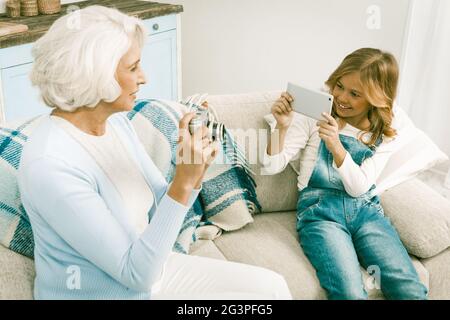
(416, 160, 450, 200)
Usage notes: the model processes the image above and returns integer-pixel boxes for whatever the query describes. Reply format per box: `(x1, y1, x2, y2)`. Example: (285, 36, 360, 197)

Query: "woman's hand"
(169, 112, 219, 204)
(271, 92, 294, 129)
(317, 113, 346, 167)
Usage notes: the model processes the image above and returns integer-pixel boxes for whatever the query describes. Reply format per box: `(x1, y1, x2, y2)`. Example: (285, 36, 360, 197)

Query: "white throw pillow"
(263, 103, 448, 194)
(375, 104, 448, 194)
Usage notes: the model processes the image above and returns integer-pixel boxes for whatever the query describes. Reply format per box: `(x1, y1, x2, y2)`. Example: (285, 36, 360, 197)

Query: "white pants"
(151, 252, 292, 300)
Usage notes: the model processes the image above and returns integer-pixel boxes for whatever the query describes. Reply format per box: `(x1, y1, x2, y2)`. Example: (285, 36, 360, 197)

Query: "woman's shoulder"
(20, 116, 89, 170)
(21, 116, 64, 159)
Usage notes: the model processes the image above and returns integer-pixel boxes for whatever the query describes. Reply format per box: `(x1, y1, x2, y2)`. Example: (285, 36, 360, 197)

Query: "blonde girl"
(262, 48, 428, 300)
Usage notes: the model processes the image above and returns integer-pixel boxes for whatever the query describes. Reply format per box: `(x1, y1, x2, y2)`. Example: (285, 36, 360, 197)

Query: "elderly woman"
(17, 5, 292, 300)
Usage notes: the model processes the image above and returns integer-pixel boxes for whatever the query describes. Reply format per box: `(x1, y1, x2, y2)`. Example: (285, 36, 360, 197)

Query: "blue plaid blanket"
(0, 116, 44, 258)
(129, 99, 260, 253)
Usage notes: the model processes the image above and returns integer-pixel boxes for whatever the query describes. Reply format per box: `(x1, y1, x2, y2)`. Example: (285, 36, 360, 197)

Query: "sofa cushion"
(213, 211, 325, 299)
(380, 178, 450, 259)
(208, 92, 299, 213)
(0, 244, 34, 299)
(190, 239, 227, 261)
(211, 211, 429, 300)
(422, 248, 450, 300)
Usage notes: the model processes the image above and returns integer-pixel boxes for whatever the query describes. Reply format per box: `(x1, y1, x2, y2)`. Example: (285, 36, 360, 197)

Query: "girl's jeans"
(297, 188, 428, 300)
(297, 135, 427, 300)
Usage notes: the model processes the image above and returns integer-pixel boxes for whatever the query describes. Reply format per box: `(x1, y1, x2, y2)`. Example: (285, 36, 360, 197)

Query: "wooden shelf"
(0, 0, 183, 48)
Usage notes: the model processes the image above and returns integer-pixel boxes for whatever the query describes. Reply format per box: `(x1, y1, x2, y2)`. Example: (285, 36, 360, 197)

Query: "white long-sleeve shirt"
(50, 116, 155, 235)
(18, 113, 200, 299)
(261, 113, 397, 197)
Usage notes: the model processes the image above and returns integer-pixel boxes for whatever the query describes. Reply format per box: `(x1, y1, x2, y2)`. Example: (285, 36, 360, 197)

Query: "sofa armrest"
(380, 178, 450, 259)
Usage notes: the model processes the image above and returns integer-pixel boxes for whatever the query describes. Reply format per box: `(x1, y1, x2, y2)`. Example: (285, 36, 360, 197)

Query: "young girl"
(262, 48, 428, 300)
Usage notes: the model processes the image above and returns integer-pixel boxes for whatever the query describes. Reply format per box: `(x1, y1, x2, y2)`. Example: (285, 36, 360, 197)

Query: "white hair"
(30, 5, 147, 111)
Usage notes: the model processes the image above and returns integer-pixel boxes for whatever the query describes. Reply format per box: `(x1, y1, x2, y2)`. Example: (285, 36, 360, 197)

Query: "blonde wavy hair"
(325, 48, 399, 146)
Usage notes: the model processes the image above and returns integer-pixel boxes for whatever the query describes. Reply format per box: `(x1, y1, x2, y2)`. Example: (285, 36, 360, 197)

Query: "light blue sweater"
(17, 113, 199, 300)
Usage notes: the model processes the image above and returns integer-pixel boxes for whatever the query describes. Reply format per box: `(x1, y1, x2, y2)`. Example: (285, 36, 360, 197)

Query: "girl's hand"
(317, 113, 343, 154)
(271, 92, 294, 129)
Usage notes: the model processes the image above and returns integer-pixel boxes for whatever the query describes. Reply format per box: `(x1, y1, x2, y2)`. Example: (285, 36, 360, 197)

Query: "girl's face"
(332, 72, 371, 125)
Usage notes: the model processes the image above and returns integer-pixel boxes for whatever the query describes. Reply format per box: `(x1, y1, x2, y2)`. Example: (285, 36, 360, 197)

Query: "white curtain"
(397, 0, 450, 187)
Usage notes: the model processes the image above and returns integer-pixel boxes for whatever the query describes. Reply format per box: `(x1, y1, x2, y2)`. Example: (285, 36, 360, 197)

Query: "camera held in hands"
(181, 93, 255, 176)
(188, 104, 225, 142)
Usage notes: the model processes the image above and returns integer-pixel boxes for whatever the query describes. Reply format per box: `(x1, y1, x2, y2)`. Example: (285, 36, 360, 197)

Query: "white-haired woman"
(17, 5, 292, 300)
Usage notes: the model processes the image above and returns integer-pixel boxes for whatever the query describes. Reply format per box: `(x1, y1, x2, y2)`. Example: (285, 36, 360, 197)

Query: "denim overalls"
(296, 134, 428, 300)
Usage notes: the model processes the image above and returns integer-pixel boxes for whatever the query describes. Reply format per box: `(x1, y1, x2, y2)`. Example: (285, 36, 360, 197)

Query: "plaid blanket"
(0, 116, 44, 258)
(129, 99, 260, 253)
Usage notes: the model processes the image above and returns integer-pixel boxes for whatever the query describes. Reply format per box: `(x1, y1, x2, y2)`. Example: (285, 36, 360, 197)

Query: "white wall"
(2, 0, 411, 96)
(164, 0, 411, 97)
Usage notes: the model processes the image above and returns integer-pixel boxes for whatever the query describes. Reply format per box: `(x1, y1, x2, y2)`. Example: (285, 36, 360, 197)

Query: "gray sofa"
(1, 92, 450, 300)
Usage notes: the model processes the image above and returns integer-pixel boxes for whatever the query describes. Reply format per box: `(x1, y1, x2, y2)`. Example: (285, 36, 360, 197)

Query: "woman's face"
(332, 72, 371, 122)
(111, 39, 146, 111)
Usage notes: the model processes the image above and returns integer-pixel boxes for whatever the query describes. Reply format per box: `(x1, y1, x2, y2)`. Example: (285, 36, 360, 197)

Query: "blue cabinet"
(0, 14, 180, 123)
(1, 61, 41, 122)
(139, 16, 179, 102)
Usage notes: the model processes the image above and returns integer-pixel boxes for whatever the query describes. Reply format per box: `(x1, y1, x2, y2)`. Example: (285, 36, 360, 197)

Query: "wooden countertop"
(0, 0, 183, 48)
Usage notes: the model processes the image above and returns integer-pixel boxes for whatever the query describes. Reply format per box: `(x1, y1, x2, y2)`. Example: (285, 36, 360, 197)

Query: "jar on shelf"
(6, 0, 21, 18)
(37, 0, 61, 15)
(20, 0, 39, 17)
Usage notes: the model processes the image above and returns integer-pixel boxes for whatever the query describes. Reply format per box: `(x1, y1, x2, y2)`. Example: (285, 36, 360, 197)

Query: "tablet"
(287, 82, 334, 121)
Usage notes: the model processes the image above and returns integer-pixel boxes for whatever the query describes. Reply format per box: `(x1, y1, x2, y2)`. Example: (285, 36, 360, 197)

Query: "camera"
(188, 104, 225, 142)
